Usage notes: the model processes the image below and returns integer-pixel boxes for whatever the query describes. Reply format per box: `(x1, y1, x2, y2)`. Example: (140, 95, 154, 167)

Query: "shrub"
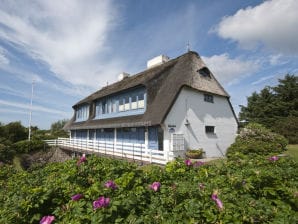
(0, 144, 15, 163)
(12, 139, 49, 154)
(227, 123, 288, 158)
(0, 155, 297, 223)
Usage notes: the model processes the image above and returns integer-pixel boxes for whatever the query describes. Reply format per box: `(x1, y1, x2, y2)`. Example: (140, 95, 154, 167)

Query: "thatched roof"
(65, 51, 232, 130)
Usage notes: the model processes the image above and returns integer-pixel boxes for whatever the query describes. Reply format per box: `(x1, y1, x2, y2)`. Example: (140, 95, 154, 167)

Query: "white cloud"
(0, 46, 9, 65)
(0, 83, 25, 98)
(216, 0, 298, 54)
(202, 53, 259, 85)
(251, 74, 276, 85)
(0, 108, 28, 115)
(0, 99, 68, 116)
(0, 62, 43, 84)
(0, 0, 120, 88)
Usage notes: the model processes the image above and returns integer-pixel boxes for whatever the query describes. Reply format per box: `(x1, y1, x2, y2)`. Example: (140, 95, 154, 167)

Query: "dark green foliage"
(12, 139, 49, 154)
(0, 155, 297, 223)
(0, 121, 27, 143)
(239, 74, 298, 143)
(0, 120, 67, 163)
(273, 116, 298, 144)
(0, 143, 15, 163)
(227, 123, 288, 158)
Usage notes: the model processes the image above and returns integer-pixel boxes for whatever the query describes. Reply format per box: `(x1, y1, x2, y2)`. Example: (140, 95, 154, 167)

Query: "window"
(102, 100, 106, 114)
(76, 105, 89, 121)
(204, 94, 214, 103)
(138, 93, 145, 108)
(124, 96, 130, 111)
(94, 87, 146, 119)
(205, 126, 215, 134)
(111, 99, 117, 113)
(198, 67, 211, 78)
(131, 95, 137, 110)
(119, 98, 124, 112)
(95, 102, 101, 116)
(123, 127, 131, 132)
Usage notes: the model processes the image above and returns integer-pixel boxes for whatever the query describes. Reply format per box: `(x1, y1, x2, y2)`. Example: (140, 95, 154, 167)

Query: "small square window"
(205, 126, 215, 134)
(204, 94, 214, 103)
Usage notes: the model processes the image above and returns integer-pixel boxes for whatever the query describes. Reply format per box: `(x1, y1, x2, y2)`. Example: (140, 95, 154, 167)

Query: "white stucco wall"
(163, 87, 238, 157)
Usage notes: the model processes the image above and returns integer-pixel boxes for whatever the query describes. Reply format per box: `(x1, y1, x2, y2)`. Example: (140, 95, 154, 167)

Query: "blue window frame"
(95, 87, 146, 120)
(74, 130, 87, 139)
(116, 127, 145, 144)
(148, 127, 158, 150)
(96, 128, 114, 142)
(75, 104, 89, 122)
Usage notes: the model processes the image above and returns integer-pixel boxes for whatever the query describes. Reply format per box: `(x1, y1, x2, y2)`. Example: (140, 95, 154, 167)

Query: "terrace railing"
(44, 137, 184, 165)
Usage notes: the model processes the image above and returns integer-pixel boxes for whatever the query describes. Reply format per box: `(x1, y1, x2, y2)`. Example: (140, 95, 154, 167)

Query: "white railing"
(44, 138, 181, 165)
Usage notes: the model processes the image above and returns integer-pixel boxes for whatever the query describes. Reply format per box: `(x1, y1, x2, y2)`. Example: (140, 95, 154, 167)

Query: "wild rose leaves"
(30, 154, 295, 223)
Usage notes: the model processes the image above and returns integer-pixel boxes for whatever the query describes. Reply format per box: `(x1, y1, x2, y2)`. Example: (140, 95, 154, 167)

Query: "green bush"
(12, 139, 49, 154)
(0, 144, 15, 163)
(227, 123, 288, 158)
(0, 155, 297, 223)
(273, 116, 298, 144)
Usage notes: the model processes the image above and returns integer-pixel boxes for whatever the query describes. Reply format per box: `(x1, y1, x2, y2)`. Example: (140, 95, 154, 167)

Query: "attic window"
(205, 126, 215, 134)
(198, 67, 211, 78)
(204, 94, 214, 103)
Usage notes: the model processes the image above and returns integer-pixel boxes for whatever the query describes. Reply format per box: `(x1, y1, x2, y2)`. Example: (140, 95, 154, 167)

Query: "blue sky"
(0, 0, 297, 129)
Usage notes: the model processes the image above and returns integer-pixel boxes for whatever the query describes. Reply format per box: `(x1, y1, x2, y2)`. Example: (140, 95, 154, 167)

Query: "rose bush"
(0, 153, 297, 223)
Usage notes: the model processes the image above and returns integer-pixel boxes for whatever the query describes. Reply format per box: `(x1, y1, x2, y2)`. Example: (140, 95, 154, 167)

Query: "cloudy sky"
(0, 0, 297, 129)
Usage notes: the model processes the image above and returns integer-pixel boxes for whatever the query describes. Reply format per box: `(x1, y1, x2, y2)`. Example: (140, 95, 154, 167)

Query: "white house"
(62, 51, 238, 163)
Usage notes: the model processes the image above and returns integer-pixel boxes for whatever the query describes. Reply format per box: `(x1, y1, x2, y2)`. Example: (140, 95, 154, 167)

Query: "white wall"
(163, 87, 238, 157)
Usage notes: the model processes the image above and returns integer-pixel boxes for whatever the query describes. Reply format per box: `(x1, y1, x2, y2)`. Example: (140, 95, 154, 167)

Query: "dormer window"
(76, 104, 89, 122)
(198, 67, 211, 78)
(94, 87, 146, 119)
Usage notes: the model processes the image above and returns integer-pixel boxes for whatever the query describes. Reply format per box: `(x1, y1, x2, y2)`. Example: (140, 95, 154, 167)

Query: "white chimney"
(118, 72, 129, 81)
(147, 55, 170, 68)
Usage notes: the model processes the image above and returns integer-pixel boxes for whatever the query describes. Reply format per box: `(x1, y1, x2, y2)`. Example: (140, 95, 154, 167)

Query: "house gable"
(163, 86, 238, 157)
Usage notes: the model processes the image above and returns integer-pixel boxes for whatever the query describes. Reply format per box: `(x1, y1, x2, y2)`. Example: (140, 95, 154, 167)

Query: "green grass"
(286, 144, 298, 161)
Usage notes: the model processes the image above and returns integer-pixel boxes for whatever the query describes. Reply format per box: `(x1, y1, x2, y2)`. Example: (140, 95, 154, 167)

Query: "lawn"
(286, 144, 298, 161)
